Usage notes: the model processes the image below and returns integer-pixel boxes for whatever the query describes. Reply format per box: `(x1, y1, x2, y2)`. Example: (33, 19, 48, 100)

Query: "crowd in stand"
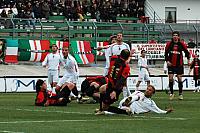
(0, 0, 145, 22)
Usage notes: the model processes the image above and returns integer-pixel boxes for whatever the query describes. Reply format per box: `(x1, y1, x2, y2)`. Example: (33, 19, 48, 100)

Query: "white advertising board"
(1, 76, 195, 92)
(162, 77, 195, 91)
(4, 77, 86, 92)
(127, 77, 163, 91)
(0, 78, 5, 92)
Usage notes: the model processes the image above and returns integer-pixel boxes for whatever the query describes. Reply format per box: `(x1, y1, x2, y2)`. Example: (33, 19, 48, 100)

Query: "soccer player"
(189, 50, 200, 92)
(96, 35, 117, 76)
(42, 44, 61, 90)
(100, 85, 173, 115)
(165, 31, 190, 100)
(79, 76, 108, 103)
(135, 50, 150, 91)
(95, 49, 131, 115)
(55, 46, 79, 98)
(107, 32, 132, 98)
(35, 79, 71, 106)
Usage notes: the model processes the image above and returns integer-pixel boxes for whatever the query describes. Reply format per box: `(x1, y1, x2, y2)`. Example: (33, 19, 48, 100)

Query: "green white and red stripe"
(96, 41, 109, 56)
(4, 39, 19, 63)
(50, 40, 69, 53)
(70, 41, 94, 64)
(18, 40, 50, 62)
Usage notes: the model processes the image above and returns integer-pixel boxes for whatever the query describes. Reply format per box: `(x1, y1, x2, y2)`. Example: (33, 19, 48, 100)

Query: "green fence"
(0, 18, 161, 43)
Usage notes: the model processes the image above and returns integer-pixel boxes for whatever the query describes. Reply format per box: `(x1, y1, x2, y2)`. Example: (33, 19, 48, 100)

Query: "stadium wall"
(147, 0, 200, 21)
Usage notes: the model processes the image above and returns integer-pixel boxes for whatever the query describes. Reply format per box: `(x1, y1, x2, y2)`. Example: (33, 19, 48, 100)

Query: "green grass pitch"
(0, 91, 199, 133)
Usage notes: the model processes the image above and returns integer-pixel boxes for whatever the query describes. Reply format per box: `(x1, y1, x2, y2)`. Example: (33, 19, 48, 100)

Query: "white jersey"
(119, 91, 167, 114)
(58, 54, 79, 86)
(108, 42, 130, 57)
(104, 42, 130, 76)
(42, 53, 61, 70)
(138, 57, 150, 81)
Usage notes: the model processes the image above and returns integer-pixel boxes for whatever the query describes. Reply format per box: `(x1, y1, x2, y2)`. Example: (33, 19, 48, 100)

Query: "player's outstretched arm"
(166, 108, 173, 114)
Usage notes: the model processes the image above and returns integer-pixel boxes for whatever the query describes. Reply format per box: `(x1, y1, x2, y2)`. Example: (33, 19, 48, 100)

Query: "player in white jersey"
(136, 50, 150, 91)
(97, 85, 173, 115)
(97, 35, 117, 76)
(118, 85, 173, 114)
(55, 46, 79, 97)
(42, 44, 62, 89)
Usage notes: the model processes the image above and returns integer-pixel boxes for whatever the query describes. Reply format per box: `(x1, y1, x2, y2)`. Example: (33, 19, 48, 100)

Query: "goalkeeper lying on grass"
(95, 85, 173, 115)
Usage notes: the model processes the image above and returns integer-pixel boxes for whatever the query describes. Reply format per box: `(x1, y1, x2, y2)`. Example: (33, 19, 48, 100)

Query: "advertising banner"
(162, 76, 195, 91)
(1, 76, 196, 92)
(0, 78, 5, 92)
(4, 77, 86, 92)
(127, 76, 163, 91)
(131, 43, 166, 59)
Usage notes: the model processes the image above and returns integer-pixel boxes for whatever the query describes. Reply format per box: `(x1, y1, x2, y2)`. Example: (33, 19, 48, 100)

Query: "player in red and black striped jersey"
(35, 79, 71, 106)
(165, 31, 190, 100)
(79, 76, 108, 103)
(96, 49, 131, 115)
(189, 50, 200, 92)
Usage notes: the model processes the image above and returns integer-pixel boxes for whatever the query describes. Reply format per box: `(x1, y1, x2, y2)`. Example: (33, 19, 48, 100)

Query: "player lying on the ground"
(35, 79, 72, 106)
(96, 85, 173, 115)
(78, 76, 108, 103)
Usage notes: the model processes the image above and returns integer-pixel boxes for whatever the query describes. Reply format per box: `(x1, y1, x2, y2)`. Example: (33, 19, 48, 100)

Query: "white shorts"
(138, 70, 150, 81)
(57, 74, 79, 87)
(48, 70, 59, 84)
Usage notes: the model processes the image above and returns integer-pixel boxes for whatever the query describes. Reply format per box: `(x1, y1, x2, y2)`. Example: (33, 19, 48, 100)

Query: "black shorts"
(168, 66, 184, 75)
(81, 79, 90, 94)
(102, 87, 121, 105)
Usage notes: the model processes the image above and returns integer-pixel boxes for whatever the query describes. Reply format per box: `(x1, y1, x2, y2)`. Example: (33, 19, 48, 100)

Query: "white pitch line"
(0, 117, 187, 124)
(0, 130, 24, 133)
(0, 107, 188, 123)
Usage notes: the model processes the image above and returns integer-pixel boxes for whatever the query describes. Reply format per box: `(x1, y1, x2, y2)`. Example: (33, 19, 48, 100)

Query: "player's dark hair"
(141, 50, 146, 54)
(172, 31, 180, 36)
(35, 79, 44, 93)
(120, 49, 130, 60)
(52, 44, 58, 47)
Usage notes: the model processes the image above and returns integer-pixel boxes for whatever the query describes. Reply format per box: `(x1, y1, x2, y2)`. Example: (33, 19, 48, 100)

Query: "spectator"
(32, 2, 41, 19)
(127, 0, 137, 21)
(0, 9, 7, 27)
(187, 38, 197, 48)
(5, 9, 14, 29)
(41, 1, 50, 19)
(61, 35, 69, 42)
(76, 4, 84, 21)
(24, 10, 35, 29)
(90, 3, 100, 21)
(0, 39, 5, 64)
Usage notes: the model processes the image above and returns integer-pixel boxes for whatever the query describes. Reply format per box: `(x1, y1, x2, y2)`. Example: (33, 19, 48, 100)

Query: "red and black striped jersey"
(35, 90, 57, 106)
(86, 76, 108, 86)
(108, 55, 130, 90)
(190, 57, 200, 77)
(165, 41, 190, 67)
